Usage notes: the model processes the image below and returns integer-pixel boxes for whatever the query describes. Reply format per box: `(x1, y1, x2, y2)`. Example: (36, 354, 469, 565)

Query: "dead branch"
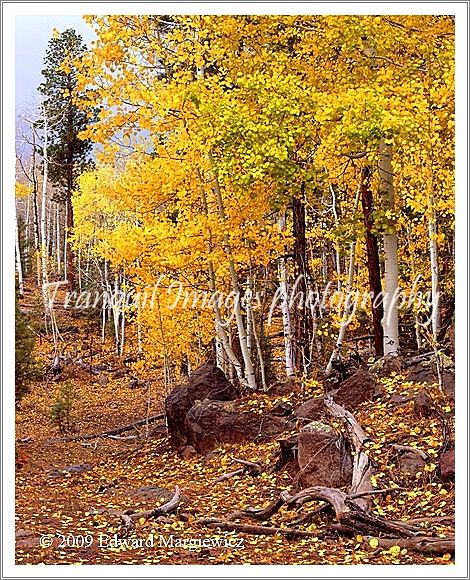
(216, 468, 245, 482)
(324, 395, 373, 512)
(197, 517, 319, 538)
(391, 444, 428, 461)
(46, 413, 165, 443)
(232, 457, 263, 473)
(215, 458, 263, 483)
(119, 486, 181, 537)
(403, 351, 434, 367)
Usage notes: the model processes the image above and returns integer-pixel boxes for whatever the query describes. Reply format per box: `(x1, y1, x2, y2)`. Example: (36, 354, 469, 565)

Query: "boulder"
(184, 400, 287, 454)
(294, 397, 324, 421)
(398, 452, 426, 476)
(269, 377, 301, 396)
(187, 362, 239, 403)
(165, 385, 193, 447)
(15, 529, 35, 539)
(413, 391, 433, 418)
(370, 355, 404, 378)
(98, 374, 109, 387)
(297, 421, 352, 488)
(407, 360, 455, 400)
(332, 368, 378, 410)
(270, 401, 294, 417)
(439, 448, 455, 482)
(444, 318, 455, 357)
(165, 363, 240, 448)
(179, 445, 197, 459)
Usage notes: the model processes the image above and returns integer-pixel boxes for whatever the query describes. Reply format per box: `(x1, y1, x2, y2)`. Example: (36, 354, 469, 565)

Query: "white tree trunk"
(210, 159, 256, 389)
(249, 301, 267, 390)
(325, 183, 361, 375)
(15, 202, 24, 297)
(330, 184, 342, 291)
(428, 197, 440, 341)
(278, 213, 295, 377)
(46, 198, 53, 260)
(78, 246, 82, 292)
(379, 140, 399, 356)
(196, 168, 245, 383)
(25, 193, 31, 256)
(56, 203, 61, 275)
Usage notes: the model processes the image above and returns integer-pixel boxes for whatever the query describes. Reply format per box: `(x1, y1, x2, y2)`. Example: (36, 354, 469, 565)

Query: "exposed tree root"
(197, 397, 454, 555)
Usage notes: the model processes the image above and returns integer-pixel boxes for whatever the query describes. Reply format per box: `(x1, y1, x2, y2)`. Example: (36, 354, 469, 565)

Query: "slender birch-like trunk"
(325, 182, 361, 375)
(25, 193, 31, 262)
(427, 172, 440, 341)
(46, 198, 53, 261)
(30, 133, 42, 287)
(278, 212, 295, 377)
(209, 153, 256, 389)
(196, 169, 245, 383)
(406, 226, 423, 350)
(78, 246, 82, 292)
(330, 184, 342, 291)
(379, 140, 399, 356)
(56, 203, 61, 275)
(15, 202, 24, 297)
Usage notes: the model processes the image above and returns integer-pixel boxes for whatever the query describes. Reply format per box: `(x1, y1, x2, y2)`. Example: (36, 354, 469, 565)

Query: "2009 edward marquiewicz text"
(97, 533, 244, 550)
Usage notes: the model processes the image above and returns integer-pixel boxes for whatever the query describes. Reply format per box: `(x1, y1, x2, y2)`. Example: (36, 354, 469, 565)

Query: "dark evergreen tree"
(38, 28, 96, 289)
(15, 300, 39, 401)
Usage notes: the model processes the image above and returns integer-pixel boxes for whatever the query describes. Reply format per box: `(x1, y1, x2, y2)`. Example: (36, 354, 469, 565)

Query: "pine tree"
(15, 300, 39, 401)
(38, 28, 96, 290)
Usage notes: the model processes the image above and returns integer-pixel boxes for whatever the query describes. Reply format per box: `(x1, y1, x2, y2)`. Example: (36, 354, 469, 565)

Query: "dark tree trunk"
(360, 167, 384, 358)
(66, 102, 75, 291)
(292, 183, 313, 373)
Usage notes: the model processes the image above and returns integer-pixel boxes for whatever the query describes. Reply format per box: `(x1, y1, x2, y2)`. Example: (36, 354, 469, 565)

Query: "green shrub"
(50, 381, 76, 433)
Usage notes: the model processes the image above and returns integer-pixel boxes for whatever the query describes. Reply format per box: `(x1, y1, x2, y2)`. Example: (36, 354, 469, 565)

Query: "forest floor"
(15, 287, 455, 566)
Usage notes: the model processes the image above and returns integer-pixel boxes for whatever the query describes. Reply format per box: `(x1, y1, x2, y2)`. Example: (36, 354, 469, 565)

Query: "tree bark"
(292, 185, 313, 374)
(379, 140, 399, 356)
(65, 102, 75, 291)
(360, 166, 384, 357)
(196, 170, 245, 383)
(15, 202, 24, 297)
(209, 153, 256, 389)
(278, 212, 295, 377)
(326, 181, 361, 375)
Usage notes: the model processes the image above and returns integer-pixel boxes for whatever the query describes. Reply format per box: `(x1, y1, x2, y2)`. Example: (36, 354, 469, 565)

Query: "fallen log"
(46, 413, 165, 443)
(364, 535, 455, 555)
